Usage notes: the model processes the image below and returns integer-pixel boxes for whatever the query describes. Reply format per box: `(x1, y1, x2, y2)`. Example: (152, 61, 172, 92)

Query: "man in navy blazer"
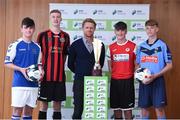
(68, 18, 105, 119)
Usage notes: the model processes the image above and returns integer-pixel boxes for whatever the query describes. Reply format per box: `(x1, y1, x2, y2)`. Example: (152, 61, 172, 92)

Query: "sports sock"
(11, 115, 21, 120)
(22, 116, 32, 120)
(38, 111, 47, 119)
(53, 112, 62, 119)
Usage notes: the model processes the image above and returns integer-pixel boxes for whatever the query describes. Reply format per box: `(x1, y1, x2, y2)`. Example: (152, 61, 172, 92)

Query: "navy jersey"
(136, 39, 172, 74)
(4, 38, 41, 87)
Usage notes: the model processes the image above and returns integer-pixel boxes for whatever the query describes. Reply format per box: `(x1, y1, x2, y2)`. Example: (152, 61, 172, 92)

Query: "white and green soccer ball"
(26, 64, 41, 82)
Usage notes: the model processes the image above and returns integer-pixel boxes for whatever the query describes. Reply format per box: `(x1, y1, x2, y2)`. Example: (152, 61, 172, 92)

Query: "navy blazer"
(68, 38, 105, 80)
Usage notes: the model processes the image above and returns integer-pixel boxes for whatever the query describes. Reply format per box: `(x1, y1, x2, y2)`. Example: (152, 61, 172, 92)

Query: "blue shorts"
(138, 76, 167, 108)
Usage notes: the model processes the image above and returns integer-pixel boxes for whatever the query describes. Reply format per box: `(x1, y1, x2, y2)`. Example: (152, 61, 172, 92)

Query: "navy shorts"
(38, 81, 66, 102)
(110, 77, 135, 110)
(138, 76, 167, 108)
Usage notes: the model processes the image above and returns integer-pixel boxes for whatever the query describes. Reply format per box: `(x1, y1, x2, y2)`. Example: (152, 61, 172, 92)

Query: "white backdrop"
(48, 3, 149, 119)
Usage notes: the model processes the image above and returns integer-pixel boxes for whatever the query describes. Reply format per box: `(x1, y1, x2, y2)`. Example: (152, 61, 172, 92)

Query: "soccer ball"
(134, 68, 151, 82)
(26, 64, 42, 82)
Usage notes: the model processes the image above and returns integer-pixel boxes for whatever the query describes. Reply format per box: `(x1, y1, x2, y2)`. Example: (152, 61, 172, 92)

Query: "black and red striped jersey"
(37, 29, 70, 82)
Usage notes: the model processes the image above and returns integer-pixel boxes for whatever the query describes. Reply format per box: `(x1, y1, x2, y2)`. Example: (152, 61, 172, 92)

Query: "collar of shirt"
(83, 37, 93, 53)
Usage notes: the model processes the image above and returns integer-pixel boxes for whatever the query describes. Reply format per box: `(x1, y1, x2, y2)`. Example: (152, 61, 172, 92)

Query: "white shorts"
(11, 87, 38, 108)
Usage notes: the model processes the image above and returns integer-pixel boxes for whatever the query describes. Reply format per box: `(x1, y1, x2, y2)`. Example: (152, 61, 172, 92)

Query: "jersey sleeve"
(163, 43, 172, 63)
(37, 47, 42, 65)
(136, 45, 141, 64)
(4, 41, 18, 64)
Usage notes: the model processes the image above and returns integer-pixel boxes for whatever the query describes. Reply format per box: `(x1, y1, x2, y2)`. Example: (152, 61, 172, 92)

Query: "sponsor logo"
(125, 48, 130, 52)
(97, 106, 106, 112)
(85, 80, 94, 86)
(141, 56, 158, 63)
(92, 9, 106, 15)
(19, 48, 26, 51)
(60, 20, 68, 29)
(96, 21, 106, 30)
(73, 9, 87, 15)
(113, 54, 129, 61)
(131, 21, 145, 30)
(85, 106, 94, 112)
(97, 100, 106, 105)
(112, 9, 126, 15)
(59, 9, 68, 15)
(85, 113, 94, 119)
(131, 9, 146, 16)
(85, 93, 94, 99)
(49, 47, 61, 53)
(85, 100, 94, 105)
(5, 56, 10, 61)
(111, 36, 116, 41)
(73, 21, 82, 30)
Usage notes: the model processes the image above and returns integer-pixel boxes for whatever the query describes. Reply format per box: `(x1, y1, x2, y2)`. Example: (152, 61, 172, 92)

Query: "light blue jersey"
(136, 39, 172, 74)
(137, 39, 172, 108)
(4, 38, 41, 87)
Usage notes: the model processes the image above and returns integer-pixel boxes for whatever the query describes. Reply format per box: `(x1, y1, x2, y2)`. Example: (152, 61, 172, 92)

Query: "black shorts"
(110, 78, 135, 110)
(38, 81, 66, 102)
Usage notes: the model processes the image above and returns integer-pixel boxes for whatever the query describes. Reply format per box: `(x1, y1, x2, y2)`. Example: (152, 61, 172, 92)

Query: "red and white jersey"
(106, 40, 136, 79)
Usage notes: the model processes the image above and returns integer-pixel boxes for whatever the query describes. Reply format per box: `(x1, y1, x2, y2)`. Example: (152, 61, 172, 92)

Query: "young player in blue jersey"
(4, 17, 43, 120)
(136, 19, 173, 119)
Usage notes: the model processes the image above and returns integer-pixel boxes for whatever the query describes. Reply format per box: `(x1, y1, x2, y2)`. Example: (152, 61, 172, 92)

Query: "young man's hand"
(20, 67, 29, 80)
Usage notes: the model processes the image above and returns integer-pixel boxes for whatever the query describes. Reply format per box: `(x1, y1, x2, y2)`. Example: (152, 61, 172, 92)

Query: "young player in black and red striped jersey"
(106, 21, 136, 119)
(37, 9, 70, 119)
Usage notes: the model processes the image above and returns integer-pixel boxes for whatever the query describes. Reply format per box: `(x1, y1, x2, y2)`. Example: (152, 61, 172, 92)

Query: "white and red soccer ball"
(134, 68, 151, 82)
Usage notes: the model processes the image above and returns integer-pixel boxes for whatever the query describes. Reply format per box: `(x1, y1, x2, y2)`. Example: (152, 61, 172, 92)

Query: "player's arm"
(4, 41, 28, 79)
(5, 63, 27, 78)
(152, 62, 172, 80)
(37, 47, 44, 78)
(143, 62, 172, 85)
(134, 45, 139, 71)
(68, 43, 76, 73)
(106, 46, 111, 72)
(135, 62, 140, 71)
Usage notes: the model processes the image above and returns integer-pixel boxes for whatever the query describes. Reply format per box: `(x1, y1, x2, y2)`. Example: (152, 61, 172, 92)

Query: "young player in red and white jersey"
(106, 21, 136, 119)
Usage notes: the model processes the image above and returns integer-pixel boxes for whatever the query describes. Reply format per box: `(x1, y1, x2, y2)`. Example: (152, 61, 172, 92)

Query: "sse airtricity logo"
(111, 36, 116, 41)
(73, 21, 82, 30)
(60, 20, 68, 30)
(92, 9, 106, 15)
(131, 9, 146, 16)
(73, 9, 87, 15)
(131, 21, 145, 30)
(96, 21, 106, 30)
(112, 9, 126, 15)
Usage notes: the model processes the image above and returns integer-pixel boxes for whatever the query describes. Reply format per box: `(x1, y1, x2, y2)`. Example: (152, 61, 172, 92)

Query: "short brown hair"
(82, 18, 96, 28)
(21, 17, 35, 28)
(145, 19, 158, 27)
(114, 21, 127, 31)
(50, 9, 61, 15)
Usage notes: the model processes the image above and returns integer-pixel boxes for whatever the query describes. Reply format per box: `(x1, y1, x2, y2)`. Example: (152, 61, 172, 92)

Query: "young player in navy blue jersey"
(136, 19, 173, 119)
(4, 17, 42, 120)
